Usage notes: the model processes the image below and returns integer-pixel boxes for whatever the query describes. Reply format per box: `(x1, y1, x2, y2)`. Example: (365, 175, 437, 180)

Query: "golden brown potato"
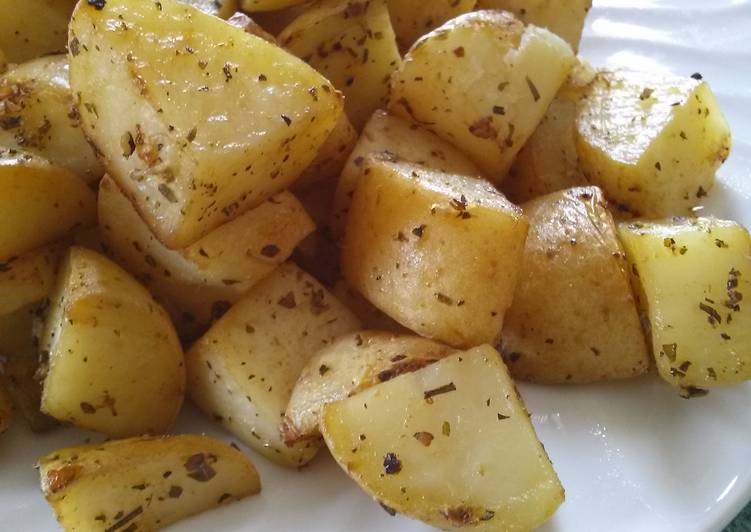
(0, 149, 96, 261)
(283, 331, 455, 443)
(186, 262, 361, 466)
(40, 247, 185, 437)
(69, 0, 343, 248)
(618, 218, 751, 394)
(39, 435, 261, 531)
(0, 0, 76, 63)
(389, 10, 575, 181)
(501, 187, 650, 384)
(0, 245, 63, 316)
(331, 110, 484, 239)
(386, 0, 477, 51)
(321, 345, 564, 531)
(342, 156, 528, 348)
(576, 70, 732, 217)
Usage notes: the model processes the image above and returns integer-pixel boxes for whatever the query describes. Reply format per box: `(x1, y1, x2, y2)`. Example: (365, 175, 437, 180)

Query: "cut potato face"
(502, 187, 650, 384)
(476, 0, 592, 52)
(0, 245, 63, 316)
(576, 70, 732, 217)
(389, 10, 575, 181)
(618, 218, 751, 392)
(321, 345, 564, 531)
(0, 0, 76, 63)
(40, 247, 185, 437)
(0, 149, 96, 261)
(331, 110, 485, 239)
(342, 156, 528, 348)
(69, 0, 343, 248)
(39, 435, 260, 531)
(0, 55, 104, 184)
(279, 0, 402, 130)
(283, 331, 455, 443)
(386, 0, 477, 51)
(186, 262, 361, 466)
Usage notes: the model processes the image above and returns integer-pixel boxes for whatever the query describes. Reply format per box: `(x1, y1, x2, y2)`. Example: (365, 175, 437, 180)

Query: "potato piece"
(501, 187, 649, 383)
(576, 71, 732, 217)
(181, 0, 238, 17)
(331, 280, 408, 332)
(186, 262, 361, 466)
(294, 113, 358, 190)
(618, 218, 751, 393)
(0, 245, 63, 316)
(321, 345, 564, 530)
(476, 0, 592, 52)
(226, 12, 278, 42)
(386, 0, 477, 51)
(342, 156, 528, 348)
(283, 331, 455, 443)
(390, 11, 574, 182)
(39, 435, 260, 531)
(278, 0, 402, 130)
(242, 0, 309, 12)
(0, 149, 96, 261)
(99, 175, 314, 340)
(0, 55, 104, 184)
(503, 59, 596, 203)
(70, 0, 343, 248)
(40, 247, 185, 437)
(331, 110, 484, 238)
(0, 0, 76, 63)
(0, 381, 11, 434)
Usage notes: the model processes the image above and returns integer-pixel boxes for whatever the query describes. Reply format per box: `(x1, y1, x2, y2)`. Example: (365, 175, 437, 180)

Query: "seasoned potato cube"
(0, 149, 96, 261)
(321, 345, 564, 530)
(618, 218, 751, 393)
(386, 0, 477, 51)
(576, 70, 732, 217)
(99, 176, 314, 340)
(0, 55, 104, 184)
(242, 0, 309, 11)
(69, 0, 343, 248)
(294, 113, 358, 190)
(186, 263, 361, 466)
(0, 245, 62, 316)
(40, 247, 185, 437)
(390, 11, 575, 181)
(502, 187, 650, 384)
(342, 157, 528, 348)
(331, 281, 408, 332)
(278, 0, 402, 130)
(181, 0, 238, 17)
(331, 110, 484, 238)
(0, 0, 76, 63)
(39, 435, 260, 531)
(476, 0, 592, 52)
(283, 331, 455, 443)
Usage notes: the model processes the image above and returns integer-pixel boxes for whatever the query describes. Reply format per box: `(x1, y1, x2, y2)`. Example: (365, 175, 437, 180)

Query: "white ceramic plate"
(2, 1, 751, 531)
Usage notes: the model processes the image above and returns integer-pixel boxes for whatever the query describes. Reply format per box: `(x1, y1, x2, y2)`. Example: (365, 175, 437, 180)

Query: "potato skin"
(501, 187, 650, 384)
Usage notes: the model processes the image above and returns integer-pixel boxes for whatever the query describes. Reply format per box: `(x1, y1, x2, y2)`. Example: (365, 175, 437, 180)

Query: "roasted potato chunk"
(69, 0, 343, 248)
(283, 331, 455, 443)
(502, 187, 650, 384)
(0, 149, 96, 261)
(279, 0, 402, 130)
(40, 247, 185, 437)
(186, 262, 361, 466)
(386, 0, 477, 51)
(576, 70, 731, 217)
(476, 0, 592, 52)
(321, 345, 564, 531)
(331, 110, 484, 238)
(0, 0, 76, 63)
(0, 245, 62, 316)
(389, 10, 575, 181)
(39, 435, 260, 531)
(342, 157, 528, 348)
(618, 218, 751, 393)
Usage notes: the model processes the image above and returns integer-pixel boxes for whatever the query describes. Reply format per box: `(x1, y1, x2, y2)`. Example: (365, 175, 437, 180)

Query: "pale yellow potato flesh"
(39, 435, 260, 531)
(0, 149, 96, 261)
(40, 247, 185, 437)
(69, 0, 343, 248)
(576, 70, 731, 217)
(278, 0, 402, 130)
(283, 331, 455, 443)
(0, 0, 76, 63)
(618, 218, 751, 393)
(389, 10, 575, 181)
(342, 156, 528, 348)
(0, 245, 63, 316)
(502, 187, 650, 384)
(186, 262, 361, 466)
(386, 0, 477, 51)
(321, 345, 564, 531)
